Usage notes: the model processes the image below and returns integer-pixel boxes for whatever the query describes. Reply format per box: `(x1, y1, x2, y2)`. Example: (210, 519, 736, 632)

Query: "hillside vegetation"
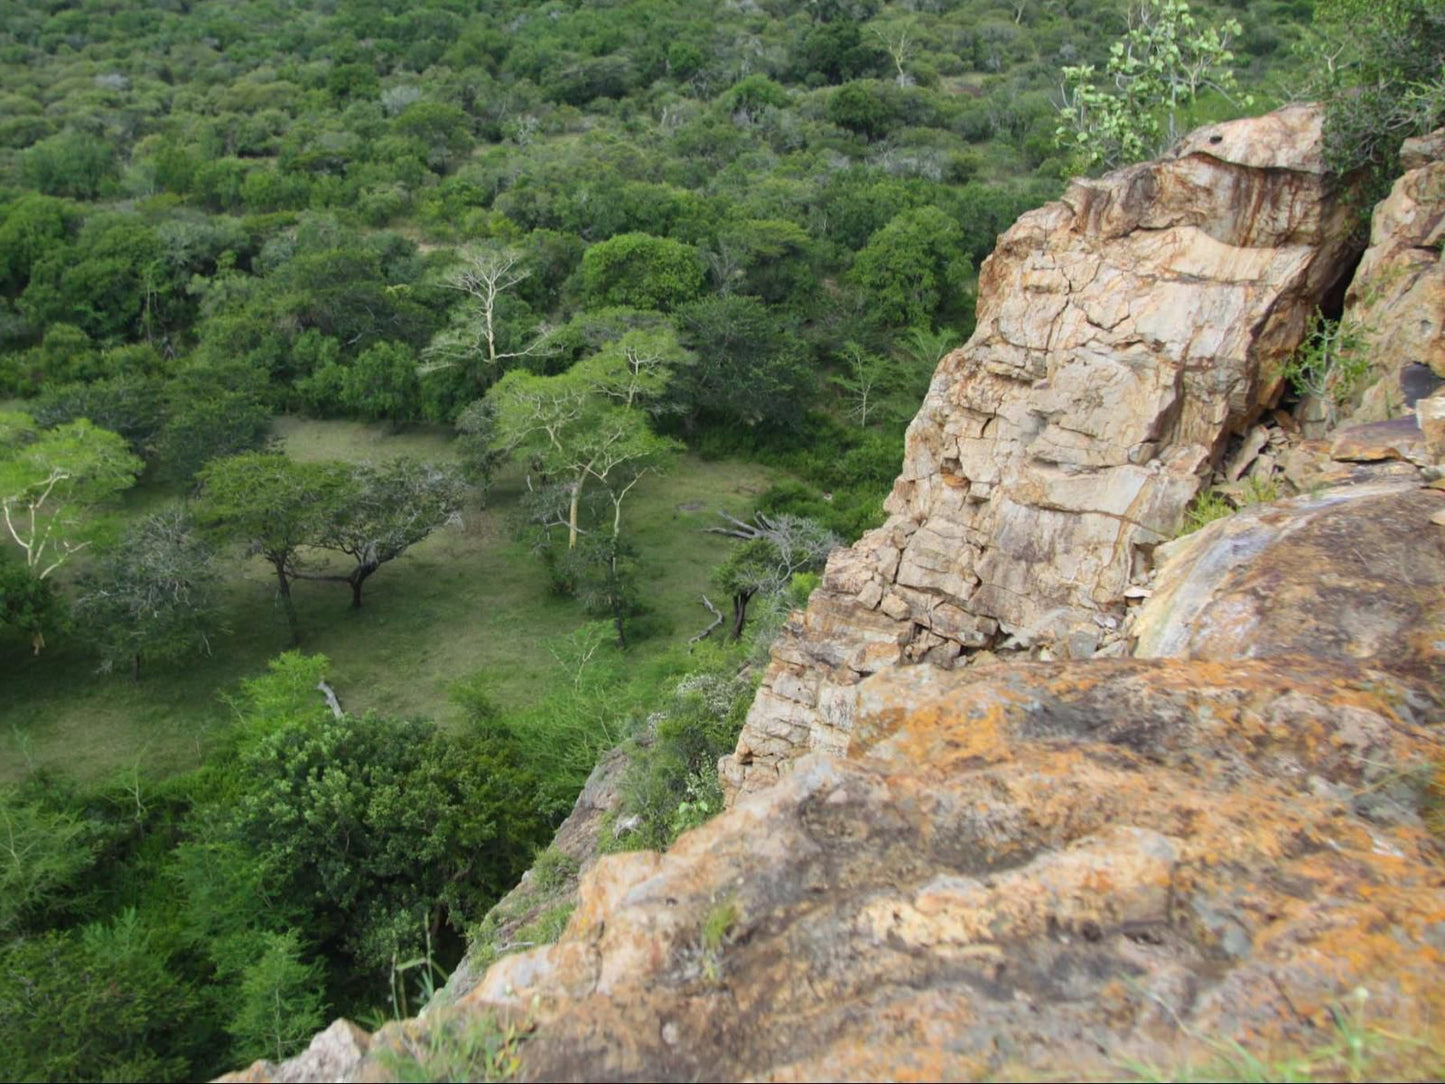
(5, 0, 1422, 1078)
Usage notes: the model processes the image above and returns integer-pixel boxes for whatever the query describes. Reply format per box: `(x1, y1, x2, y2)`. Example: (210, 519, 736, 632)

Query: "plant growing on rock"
(1282, 310, 1371, 414)
(1055, 0, 1250, 170)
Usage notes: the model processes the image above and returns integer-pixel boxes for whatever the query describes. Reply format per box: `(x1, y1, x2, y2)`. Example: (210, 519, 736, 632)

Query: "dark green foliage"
(0, 193, 75, 293)
(826, 81, 904, 140)
(554, 534, 646, 647)
(453, 398, 506, 504)
(32, 374, 166, 455)
(0, 550, 65, 654)
(154, 391, 273, 484)
(20, 129, 118, 199)
(1311, 0, 1445, 203)
(673, 295, 813, 429)
(0, 915, 200, 1082)
(0, 787, 102, 936)
(851, 206, 973, 328)
(581, 233, 706, 312)
(217, 653, 550, 977)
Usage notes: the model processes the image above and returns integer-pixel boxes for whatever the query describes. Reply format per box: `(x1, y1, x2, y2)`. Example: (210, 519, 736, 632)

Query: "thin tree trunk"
(276, 562, 300, 645)
(567, 480, 581, 550)
(731, 591, 752, 641)
(131, 652, 141, 682)
(347, 562, 378, 609)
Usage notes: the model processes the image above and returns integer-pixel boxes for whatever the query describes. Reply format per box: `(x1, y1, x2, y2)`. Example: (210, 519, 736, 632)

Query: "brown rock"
(1132, 481, 1445, 670)
(1329, 416, 1430, 463)
(724, 105, 1358, 800)
(295, 656, 1444, 1083)
(1347, 126, 1445, 421)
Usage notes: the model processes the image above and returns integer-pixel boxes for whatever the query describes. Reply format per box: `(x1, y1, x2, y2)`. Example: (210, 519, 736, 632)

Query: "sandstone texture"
(723, 104, 1359, 800)
(1348, 128, 1445, 422)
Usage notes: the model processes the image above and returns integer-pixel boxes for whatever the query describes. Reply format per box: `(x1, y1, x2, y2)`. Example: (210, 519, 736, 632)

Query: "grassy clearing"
(2, 417, 775, 785)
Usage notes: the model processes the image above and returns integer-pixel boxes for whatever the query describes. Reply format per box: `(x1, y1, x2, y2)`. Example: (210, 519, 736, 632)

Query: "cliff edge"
(223, 106, 1445, 1083)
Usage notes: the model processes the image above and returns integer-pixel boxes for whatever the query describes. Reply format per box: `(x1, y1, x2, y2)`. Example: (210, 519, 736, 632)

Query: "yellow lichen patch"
(857, 695, 1017, 774)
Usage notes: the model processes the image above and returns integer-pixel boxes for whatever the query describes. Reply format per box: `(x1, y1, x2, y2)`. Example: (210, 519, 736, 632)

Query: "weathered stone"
(1348, 126, 1445, 421)
(1132, 481, 1445, 670)
(1329, 416, 1429, 463)
(219, 1019, 372, 1083)
(285, 655, 1444, 1083)
(724, 105, 1357, 800)
(1418, 391, 1445, 462)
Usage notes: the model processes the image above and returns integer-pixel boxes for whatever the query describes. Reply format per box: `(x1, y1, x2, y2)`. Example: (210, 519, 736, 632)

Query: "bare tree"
(421, 246, 556, 376)
(871, 20, 919, 86)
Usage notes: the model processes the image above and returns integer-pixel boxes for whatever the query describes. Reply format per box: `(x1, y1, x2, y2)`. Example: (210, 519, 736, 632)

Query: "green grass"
(2, 417, 776, 785)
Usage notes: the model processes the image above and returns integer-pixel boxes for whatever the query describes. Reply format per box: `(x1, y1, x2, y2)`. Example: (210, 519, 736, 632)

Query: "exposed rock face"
(221, 110, 1445, 1084)
(1348, 128, 1445, 422)
(723, 104, 1360, 801)
(254, 651, 1443, 1082)
(451, 655, 1441, 1082)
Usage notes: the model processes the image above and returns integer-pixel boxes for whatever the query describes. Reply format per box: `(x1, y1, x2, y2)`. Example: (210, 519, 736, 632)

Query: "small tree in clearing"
(303, 459, 465, 609)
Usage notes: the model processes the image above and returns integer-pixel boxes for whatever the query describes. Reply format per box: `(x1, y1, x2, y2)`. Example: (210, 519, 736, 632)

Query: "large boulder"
(723, 105, 1361, 801)
(1132, 479, 1445, 671)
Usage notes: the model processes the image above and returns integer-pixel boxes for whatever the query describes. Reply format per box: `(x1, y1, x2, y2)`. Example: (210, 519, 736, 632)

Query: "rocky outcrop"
(723, 104, 1360, 800)
(1348, 128, 1445, 422)
(447, 654, 1441, 1082)
(245, 647, 1444, 1082)
(1132, 479, 1445, 668)
(222, 110, 1445, 1084)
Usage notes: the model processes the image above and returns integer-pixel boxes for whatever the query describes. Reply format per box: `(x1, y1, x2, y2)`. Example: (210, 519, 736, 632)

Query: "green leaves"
(215, 653, 548, 975)
(581, 232, 706, 312)
(195, 453, 352, 569)
(850, 206, 971, 329)
(0, 413, 143, 581)
(1055, 0, 1250, 170)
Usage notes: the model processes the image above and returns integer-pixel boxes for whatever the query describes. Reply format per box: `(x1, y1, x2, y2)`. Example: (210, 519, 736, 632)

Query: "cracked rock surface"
(723, 104, 1359, 800)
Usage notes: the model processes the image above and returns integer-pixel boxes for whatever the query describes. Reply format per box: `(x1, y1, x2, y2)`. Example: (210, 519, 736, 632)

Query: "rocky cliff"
(722, 104, 1363, 800)
(224, 107, 1445, 1083)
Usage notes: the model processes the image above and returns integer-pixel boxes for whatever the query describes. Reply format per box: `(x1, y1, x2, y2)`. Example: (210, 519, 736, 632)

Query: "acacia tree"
(74, 506, 221, 679)
(0, 412, 143, 584)
(195, 454, 352, 645)
(709, 512, 839, 638)
(422, 246, 556, 378)
(302, 459, 464, 608)
(489, 336, 683, 551)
